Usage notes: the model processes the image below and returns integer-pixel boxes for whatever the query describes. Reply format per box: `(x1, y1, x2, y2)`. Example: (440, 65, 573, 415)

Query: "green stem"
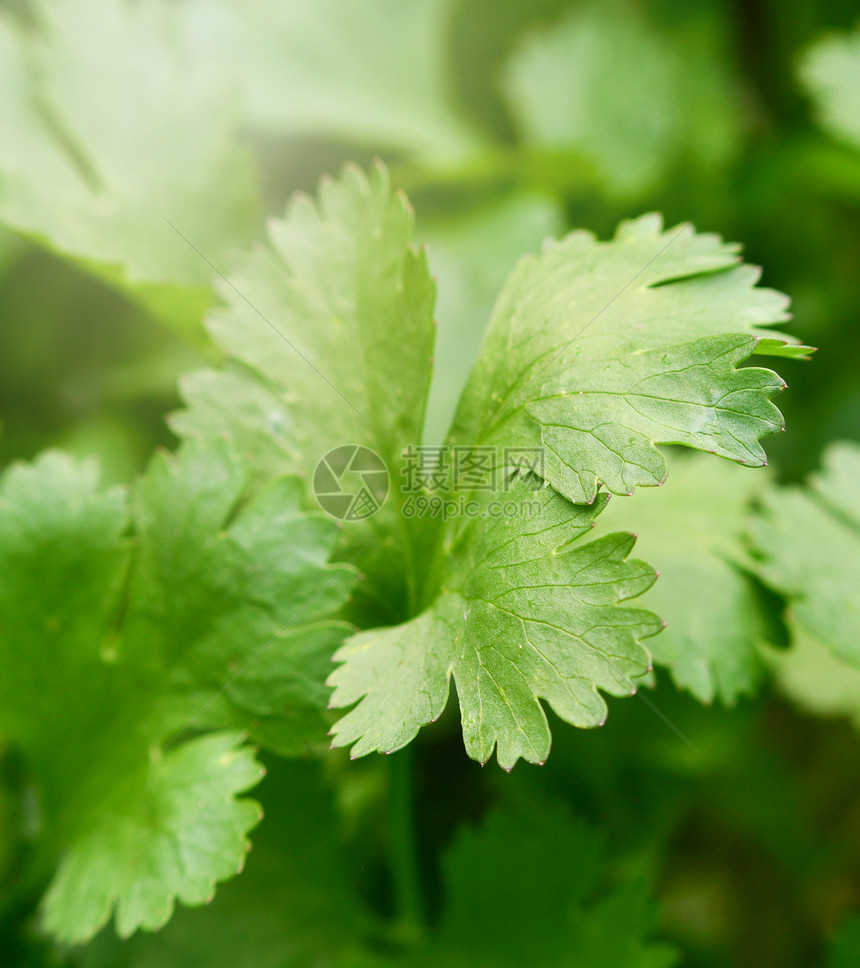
(388, 746, 424, 938)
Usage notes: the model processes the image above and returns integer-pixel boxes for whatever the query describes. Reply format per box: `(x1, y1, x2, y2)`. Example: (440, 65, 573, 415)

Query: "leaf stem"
(387, 746, 424, 939)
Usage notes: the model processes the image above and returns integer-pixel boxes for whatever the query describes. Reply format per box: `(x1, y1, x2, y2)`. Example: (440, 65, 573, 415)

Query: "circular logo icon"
(313, 445, 389, 521)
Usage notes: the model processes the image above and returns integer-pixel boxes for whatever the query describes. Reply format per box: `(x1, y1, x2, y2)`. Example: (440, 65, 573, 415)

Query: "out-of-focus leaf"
(764, 630, 860, 730)
(343, 802, 677, 967)
(83, 759, 374, 968)
(0, 0, 259, 305)
(801, 23, 860, 150)
(593, 454, 774, 705)
(0, 442, 353, 943)
(178, 0, 483, 162)
(501, 0, 748, 199)
(750, 442, 860, 666)
(42, 733, 264, 943)
(420, 194, 562, 444)
(827, 915, 860, 968)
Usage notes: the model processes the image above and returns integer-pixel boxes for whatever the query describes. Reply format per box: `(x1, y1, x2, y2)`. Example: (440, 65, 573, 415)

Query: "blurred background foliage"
(1, 0, 860, 965)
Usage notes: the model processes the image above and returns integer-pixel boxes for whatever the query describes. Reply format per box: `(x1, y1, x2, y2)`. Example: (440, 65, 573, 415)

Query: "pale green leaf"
(0, 0, 258, 292)
(100, 759, 373, 968)
(174, 163, 434, 479)
(501, 0, 748, 198)
(329, 480, 661, 769)
(172, 168, 798, 760)
(420, 194, 563, 445)
(801, 23, 860, 150)
(749, 442, 860, 666)
(173, 163, 437, 620)
(592, 454, 774, 705)
(178, 0, 483, 162)
(449, 213, 798, 505)
(763, 629, 860, 732)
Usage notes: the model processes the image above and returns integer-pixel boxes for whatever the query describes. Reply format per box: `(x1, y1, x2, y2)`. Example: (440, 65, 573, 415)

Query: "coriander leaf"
(420, 193, 562, 445)
(173, 162, 437, 621)
(0, 442, 353, 943)
(0, 0, 258, 295)
(501, 0, 747, 198)
(329, 480, 661, 770)
(123, 440, 356, 756)
(431, 804, 677, 968)
(449, 213, 803, 505)
(175, 163, 434, 476)
(801, 24, 860, 150)
(344, 802, 677, 967)
(172, 168, 799, 759)
(763, 629, 860, 732)
(749, 442, 860, 666)
(178, 0, 483, 162)
(93, 759, 374, 968)
(42, 733, 263, 944)
(592, 454, 774, 705)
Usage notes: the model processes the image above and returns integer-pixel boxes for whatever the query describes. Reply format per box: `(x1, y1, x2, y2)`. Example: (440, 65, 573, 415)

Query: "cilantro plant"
(0, 156, 809, 954)
(0, 442, 353, 942)
(176, 163, 806, 770)
(2, 3, 860, 967)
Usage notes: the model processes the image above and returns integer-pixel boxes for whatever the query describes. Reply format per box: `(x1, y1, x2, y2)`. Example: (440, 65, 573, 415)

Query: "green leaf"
(449, 213, 800, 505)
(92, 759, 374, 968)
(175, 163, 434, 477)
(42, 733, 263, 944)
(0, 225, 22, 275)
(501, 0, 748, 198)
(178, 0, 483, 162)
(749, 442, 860, 667)
(345, 802, 677, 967)
(433, 805, 672, 967)
(173, 167, 798, 760)
(591, 454, 775, 705)
(124, 440, 356, 755)
(801, 24, 860, 151)
(173, 162, 437, 621)
(329, 479, 661, 770)
(0, 442, 353, 942)
(0, 0, 258, 293)
(430, 804, 676, 967)
(420, 193, 563, 445)
(763, 629, 860, 731)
